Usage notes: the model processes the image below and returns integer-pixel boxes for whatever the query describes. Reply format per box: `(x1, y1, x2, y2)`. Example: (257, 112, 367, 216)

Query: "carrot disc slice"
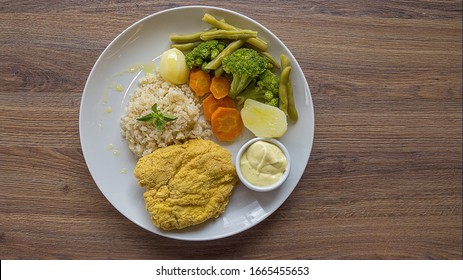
(210, 76, 230, 99)
(211, 107, 243, 142)
(202, 94, 236, 121)
(189, 68, 211, 96)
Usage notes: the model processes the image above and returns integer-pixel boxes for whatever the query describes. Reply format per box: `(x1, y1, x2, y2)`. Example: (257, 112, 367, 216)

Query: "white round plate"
(79, 6, 314, 241)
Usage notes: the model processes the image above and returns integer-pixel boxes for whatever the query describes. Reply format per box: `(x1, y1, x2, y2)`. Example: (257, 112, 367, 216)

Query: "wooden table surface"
(1, 0, 461, 260)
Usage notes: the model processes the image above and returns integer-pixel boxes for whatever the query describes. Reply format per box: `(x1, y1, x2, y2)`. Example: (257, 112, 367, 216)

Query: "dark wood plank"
(0, 0, 461, 259)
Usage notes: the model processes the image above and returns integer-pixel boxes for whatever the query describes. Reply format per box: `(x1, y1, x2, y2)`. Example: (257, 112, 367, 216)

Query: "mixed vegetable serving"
(157, 13, 298, 141)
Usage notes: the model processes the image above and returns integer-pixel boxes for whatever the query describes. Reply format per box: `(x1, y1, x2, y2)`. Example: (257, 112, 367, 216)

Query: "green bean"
(279, 66, 291, 116)
(280, 54, 291, 69)
(170, 41, 202, 51)
(202, 13, 268, 51)
(170, 31, 205, 43)
(245, 37, 268, 52)
(205, 39, 246, 70)
(280, 54, 298, 121)
(261, 51, 280, 69)
(214, 65, 224, 77)
(200, 29, 257, 41)
(287, 77, 298, 121)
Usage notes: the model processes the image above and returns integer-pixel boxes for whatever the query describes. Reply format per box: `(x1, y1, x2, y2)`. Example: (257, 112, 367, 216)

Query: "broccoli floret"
(185, 40, 226, 72)
(258, 69, 279, 94)
(236, 69, 280, 107)
(221, 48, 270, 98)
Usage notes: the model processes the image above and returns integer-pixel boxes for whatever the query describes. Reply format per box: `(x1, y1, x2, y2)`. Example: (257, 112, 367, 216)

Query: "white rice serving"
(121, 70, 211, 157)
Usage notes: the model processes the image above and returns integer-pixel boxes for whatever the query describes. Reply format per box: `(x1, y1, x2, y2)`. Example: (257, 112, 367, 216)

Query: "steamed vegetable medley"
(159, 13, 298, 141)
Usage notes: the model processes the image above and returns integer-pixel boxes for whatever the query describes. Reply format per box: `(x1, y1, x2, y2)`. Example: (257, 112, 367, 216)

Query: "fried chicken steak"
(134, 139, 237, 230)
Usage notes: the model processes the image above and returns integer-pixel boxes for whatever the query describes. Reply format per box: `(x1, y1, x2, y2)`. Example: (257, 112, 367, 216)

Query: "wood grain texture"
(0, 0, 461, 259)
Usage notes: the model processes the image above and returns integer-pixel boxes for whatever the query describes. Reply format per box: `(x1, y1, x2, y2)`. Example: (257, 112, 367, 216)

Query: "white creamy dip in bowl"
(236, 137, 291, 192)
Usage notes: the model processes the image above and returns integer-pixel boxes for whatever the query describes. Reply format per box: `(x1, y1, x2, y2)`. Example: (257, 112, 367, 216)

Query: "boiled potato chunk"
(159, 48, 189, 85)
(241, 99, 287, 137)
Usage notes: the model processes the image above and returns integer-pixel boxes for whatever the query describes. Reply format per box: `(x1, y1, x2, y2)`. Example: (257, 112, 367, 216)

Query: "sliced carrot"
(211, 107, 243, 142)
(189, 68, 211, 96)
(210, 75, 230, 99)
(202, 94, 236, 121)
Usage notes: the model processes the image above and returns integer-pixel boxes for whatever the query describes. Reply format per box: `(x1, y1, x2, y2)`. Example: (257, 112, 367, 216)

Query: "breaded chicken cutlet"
(134, 139, 237, 230)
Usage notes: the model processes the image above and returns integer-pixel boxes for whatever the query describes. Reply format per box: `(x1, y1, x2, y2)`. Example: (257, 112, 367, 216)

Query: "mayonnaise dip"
(239, 140, 288, 186)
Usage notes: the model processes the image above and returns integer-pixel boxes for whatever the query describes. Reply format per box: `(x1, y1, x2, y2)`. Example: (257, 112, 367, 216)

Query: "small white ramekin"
(236, 137, 291, 192)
